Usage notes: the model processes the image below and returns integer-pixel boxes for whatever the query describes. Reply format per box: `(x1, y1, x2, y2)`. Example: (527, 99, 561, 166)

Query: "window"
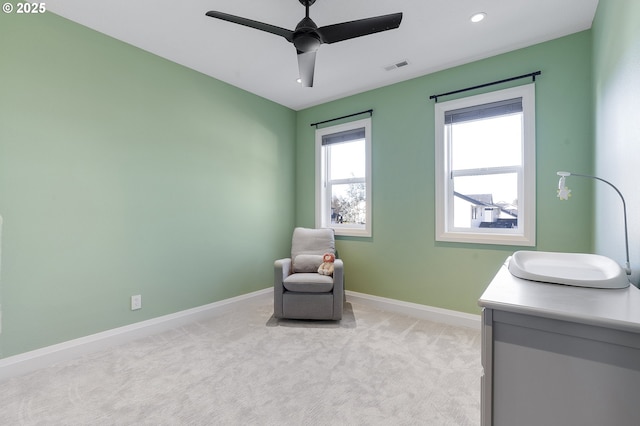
(435, 84, 536, 245)
(316, 117, 372, 237)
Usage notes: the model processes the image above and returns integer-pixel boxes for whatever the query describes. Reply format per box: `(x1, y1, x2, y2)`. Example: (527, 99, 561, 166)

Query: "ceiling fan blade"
(318, 12, 403, 44)
(297, 50, 317, 87)
(206, 11, 294, 42)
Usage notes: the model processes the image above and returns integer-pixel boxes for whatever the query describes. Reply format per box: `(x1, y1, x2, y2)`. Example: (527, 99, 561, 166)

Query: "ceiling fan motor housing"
(294, 17, 321, 52)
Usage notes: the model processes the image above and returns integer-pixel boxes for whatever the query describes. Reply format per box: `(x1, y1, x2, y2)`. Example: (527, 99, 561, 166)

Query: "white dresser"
(478, 259, 640, 426)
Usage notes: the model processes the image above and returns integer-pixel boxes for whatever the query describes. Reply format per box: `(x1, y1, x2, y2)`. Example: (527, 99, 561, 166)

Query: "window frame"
(315, 117, 372, 237)
(434, 84, 536, 246)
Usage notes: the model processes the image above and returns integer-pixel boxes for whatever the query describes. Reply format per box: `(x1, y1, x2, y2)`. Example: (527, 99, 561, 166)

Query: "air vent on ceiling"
(384, 60, 409, 71)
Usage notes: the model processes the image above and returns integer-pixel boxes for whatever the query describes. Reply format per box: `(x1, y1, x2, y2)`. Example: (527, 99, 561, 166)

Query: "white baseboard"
(346, 290, 481, 330)
(1, 288, 479, 382)
(0, 288, 272, 382)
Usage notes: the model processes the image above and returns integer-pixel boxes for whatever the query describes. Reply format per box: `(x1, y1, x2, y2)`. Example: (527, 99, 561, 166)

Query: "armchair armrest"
(274, 258, 292, 281)
(333, 258, 344, 290)
(273, 258, 291, 318)
(332, 259, 345, 315)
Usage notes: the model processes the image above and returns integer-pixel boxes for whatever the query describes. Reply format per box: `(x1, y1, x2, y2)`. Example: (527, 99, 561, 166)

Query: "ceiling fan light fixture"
(470, 12, 486, 23)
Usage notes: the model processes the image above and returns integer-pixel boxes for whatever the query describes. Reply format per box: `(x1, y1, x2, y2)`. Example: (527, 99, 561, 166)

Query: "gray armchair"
(274, 227, 344, 320)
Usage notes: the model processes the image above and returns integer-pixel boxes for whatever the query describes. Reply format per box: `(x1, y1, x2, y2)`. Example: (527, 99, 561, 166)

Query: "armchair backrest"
(291, 227, 335, 259)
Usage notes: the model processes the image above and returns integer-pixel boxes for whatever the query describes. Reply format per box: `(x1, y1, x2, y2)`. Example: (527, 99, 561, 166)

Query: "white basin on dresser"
(508, 250, 629, 289)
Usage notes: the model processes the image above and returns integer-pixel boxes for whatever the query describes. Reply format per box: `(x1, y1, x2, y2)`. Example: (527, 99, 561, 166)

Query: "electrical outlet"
(131, 294, 142, 311)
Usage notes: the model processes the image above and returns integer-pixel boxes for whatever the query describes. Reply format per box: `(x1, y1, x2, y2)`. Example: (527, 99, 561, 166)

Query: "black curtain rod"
(310, 109, 373, 128)
(429, 71, 541, 102)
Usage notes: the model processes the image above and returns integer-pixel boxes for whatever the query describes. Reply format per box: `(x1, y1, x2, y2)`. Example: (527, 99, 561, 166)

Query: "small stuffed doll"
(317, 253, 335, 276)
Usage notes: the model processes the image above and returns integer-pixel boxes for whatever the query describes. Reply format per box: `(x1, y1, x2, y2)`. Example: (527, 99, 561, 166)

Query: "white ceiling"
(47, 0, 599, 111)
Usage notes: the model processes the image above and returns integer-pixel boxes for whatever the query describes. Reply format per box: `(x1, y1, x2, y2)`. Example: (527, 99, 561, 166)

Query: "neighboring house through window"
(315, 117, 372, 237)
(435, 84, 536, 245)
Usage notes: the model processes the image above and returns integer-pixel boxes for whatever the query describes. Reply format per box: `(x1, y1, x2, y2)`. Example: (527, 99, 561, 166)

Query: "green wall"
(296, 32, 594, 314)
(592, 0, 640, 287)
(0, 12, 296, 357)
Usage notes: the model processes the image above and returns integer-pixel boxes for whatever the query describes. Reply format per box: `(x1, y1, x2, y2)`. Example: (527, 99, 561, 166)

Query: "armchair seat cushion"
(283, 273, 334, 293)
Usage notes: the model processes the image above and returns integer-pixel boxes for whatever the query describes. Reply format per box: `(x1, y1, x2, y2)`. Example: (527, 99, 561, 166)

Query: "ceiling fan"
(205, 0, 403, 87)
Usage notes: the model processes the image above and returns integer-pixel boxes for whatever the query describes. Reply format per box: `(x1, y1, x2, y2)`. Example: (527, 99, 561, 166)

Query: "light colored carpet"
(0, 296, 481, 425)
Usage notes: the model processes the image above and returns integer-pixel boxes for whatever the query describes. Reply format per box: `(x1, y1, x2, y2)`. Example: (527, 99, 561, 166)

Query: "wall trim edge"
(0, 288, 272, 381)
(345, 290, 481, 329)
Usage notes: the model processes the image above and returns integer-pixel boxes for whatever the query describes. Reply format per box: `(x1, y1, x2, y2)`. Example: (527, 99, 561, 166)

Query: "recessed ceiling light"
(296, 78, 302, 84)
(471, 12, 486, 23)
